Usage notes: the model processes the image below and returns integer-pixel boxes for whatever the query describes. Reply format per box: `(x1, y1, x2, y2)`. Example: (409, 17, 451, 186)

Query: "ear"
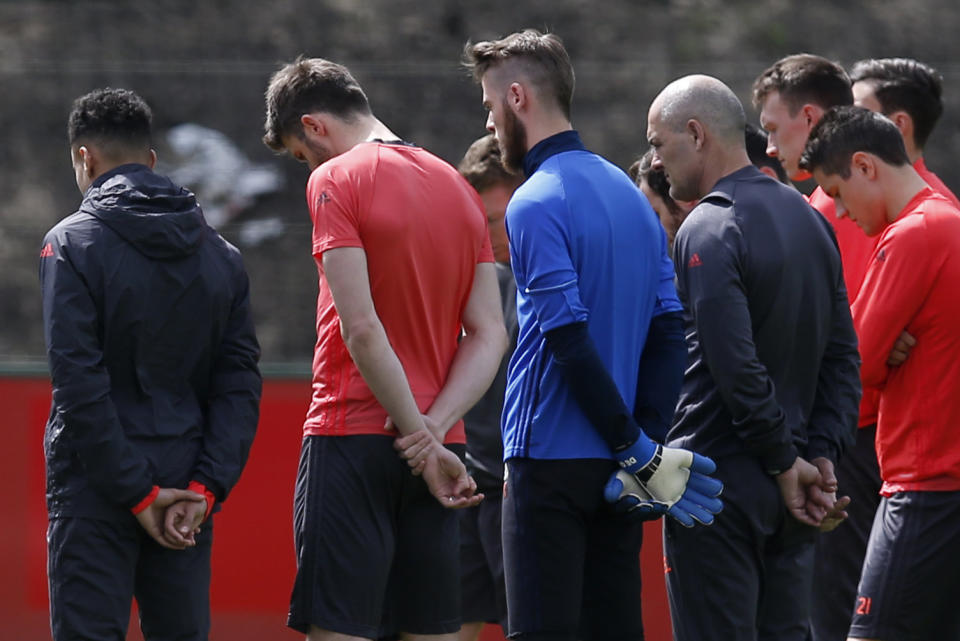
(801, 104, 824, 130)
(851, 151, 877, 180)
(687, 119, 706, 150)
(147, 148, 158, 170)
(300, 113, 327, 137)
(77, 145, 96, 179)
(888, 110, 913, 141)
(507, 82, 526, 112)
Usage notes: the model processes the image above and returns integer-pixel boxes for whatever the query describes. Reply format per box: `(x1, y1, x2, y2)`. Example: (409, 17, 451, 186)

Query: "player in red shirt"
(849, 58, 960, 399)
(263, 57, 508, 641)
(802, 105, 960, 641)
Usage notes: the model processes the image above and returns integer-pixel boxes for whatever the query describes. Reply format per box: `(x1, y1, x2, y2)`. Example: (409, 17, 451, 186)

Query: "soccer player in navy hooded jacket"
(39, 88, 261, 641)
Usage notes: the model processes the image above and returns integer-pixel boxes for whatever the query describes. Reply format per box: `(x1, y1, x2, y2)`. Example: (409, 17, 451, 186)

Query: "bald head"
(647, 75, 752, 201)
(652, 75, 746, 144)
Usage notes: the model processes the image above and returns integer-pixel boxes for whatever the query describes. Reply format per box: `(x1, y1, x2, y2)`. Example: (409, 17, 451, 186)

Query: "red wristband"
(188, 481, 216, 521)
(130, 486, 160, 515)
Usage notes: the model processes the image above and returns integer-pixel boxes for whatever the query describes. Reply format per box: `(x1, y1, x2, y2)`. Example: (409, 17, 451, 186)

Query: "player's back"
(41, 164, 258, 516)
(305, 142, 491, 438)
(502, 148, 661, 461)
(671, 166, 846, 458)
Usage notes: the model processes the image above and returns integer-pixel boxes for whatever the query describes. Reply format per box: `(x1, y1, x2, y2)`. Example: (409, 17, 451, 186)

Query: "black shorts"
(502, 457, 645, 641)
(810, 424, 881, 641)
(460, 493, 507, 628)
(288, 434, 463, 638)
(47, 515, 212, 641)
(849, 490, 960, 640)
(664, 453, 817, 641)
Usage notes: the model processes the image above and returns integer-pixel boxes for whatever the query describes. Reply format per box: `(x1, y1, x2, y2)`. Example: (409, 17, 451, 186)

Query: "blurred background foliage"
(3, 0, 959, 365)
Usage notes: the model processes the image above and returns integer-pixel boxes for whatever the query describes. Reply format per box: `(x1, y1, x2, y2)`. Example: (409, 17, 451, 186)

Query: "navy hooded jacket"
(39, 163, 261, 521)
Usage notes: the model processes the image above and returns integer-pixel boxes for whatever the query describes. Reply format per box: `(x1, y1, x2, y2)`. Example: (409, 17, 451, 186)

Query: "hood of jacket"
(78, 163, 206, 259)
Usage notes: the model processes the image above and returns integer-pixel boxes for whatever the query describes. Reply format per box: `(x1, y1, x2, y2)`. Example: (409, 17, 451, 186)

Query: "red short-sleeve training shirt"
(303, 142, 493, 442)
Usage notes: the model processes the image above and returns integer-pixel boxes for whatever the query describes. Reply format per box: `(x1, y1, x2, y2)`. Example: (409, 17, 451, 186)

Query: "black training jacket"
(39, 163, 261, 521)
(668, 165, 860, 473)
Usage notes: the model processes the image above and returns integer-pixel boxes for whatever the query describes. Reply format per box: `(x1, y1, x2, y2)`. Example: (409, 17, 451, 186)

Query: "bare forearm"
(426, 326, 507, 436)
(343, 320, 426, 436)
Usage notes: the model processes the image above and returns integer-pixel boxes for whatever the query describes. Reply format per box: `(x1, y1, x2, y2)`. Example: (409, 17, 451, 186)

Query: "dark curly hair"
(68, 87, 152, 151)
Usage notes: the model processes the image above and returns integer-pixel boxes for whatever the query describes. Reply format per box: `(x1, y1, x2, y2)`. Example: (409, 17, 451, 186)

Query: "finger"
(686, 472, 723, 498)
(816, 462, 838, 489)
(394, 430, 428, 451)
(673, 496, 716, 526)
(902, 331, 916, 346)
(604, 475, 626, 503)
(163, 529, 189, 548)
(163, 519, 192, 548)
(613, 495, 641, 513)
(168, 489, 206, 504)
(152, 530, 187, 550)
(807, 487, 835, 513)
(666, 505, 696, 528)
(459, 492, 485, 509)
(679, 488, 724, 515)
(688, 453, 717, 475)
(164, 508, 185, 541)
(805, 500, 827, 523)
(442, 492, 484, 509)
(789, 507, 821, 528)
(630, 503, 664, 521)
(411, 460, 426, 476)
(408, 445, 434, 470)
(401, 434, 431, 458)
(399, 436, 432, 463)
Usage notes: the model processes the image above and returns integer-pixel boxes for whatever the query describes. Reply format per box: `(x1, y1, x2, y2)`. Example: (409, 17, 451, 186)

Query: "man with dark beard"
(463, 30, 722, 640)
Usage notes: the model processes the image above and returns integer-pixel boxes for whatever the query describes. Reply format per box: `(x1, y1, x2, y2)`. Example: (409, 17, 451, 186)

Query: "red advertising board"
(0, 373, 671, 641)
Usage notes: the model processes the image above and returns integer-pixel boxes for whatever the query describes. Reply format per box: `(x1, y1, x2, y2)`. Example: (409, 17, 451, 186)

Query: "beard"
(304, 135, 334, 168)
(498, 104, 528, 175)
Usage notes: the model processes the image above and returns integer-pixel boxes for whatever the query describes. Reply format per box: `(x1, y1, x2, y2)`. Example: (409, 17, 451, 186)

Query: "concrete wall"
(3, 0, 960, 362)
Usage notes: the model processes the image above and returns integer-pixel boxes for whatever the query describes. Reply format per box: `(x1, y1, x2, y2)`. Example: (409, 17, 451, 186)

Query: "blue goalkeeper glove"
(606, 438, 724, 527)
(603, 470, 667, 521)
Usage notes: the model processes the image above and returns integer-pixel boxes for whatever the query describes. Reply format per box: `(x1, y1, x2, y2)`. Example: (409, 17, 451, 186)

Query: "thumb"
(604, 473, 626, 503)
(169, 489, 206, 503)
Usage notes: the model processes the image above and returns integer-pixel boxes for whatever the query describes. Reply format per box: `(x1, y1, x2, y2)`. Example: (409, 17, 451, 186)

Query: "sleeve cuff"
(188, 481, 216, 521)
(805, 437, 840, 467)
(130, 486, 160, 515)
(759, 445, 799, 476)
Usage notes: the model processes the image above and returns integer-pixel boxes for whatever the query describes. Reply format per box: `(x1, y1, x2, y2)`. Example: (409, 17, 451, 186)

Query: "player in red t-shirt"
(263, 57, 508, 641)
(849, 58, 960, 410)
(802, 105, 960, 641)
